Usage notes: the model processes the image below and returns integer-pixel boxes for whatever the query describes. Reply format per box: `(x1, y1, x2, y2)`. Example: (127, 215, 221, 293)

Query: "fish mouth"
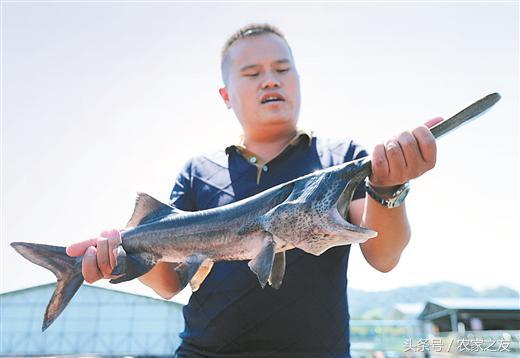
(335, 158, 371, 214)
(329, 208, 378, 241)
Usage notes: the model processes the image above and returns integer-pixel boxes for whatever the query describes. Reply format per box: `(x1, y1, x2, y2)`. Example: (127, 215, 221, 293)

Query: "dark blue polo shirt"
(170, 133, 368, 358)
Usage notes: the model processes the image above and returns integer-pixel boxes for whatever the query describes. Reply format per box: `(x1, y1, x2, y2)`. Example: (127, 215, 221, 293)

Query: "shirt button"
(262, 165, 269, 172)
(249, 157, 257, 164)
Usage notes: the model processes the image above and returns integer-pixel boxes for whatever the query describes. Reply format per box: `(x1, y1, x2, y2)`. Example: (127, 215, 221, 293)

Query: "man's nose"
(261, 73, 281, 89)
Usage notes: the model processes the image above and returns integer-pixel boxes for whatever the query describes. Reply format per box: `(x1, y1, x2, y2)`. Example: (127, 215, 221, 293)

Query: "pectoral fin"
(268, 252, 286, 290)
(248, 233, 275, 288)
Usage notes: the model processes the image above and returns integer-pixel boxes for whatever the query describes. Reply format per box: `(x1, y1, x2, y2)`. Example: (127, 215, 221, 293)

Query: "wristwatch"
(365, 181, 410, 209)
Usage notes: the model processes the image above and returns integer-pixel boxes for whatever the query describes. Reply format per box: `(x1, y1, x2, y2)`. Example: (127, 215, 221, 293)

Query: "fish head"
(263, 157, 377, 255)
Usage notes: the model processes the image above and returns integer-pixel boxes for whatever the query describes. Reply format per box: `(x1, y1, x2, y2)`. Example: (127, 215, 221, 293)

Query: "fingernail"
(386, 140, 397, 150)
(85, 247, 95, 256)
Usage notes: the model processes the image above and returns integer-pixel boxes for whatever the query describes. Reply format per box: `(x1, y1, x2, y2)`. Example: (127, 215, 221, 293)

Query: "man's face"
(220, 33, 301, 137)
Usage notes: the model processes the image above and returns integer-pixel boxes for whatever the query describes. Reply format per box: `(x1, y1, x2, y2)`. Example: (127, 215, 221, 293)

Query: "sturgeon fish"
(11, 93, 501, 331)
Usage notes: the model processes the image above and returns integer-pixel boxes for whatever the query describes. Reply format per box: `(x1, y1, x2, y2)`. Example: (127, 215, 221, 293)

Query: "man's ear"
(219, 87, 231, 109)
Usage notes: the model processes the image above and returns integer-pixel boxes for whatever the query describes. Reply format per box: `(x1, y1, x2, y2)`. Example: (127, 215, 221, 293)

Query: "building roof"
(1, 281, 189, 305)
(427, 297, 519, 310)
(418, 297, 520, 320)
(393, 303, 425, 316)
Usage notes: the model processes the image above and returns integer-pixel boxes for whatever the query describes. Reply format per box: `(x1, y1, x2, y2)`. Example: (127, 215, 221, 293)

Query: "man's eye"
(244, 73, 259, 77)
(277, 68, 290, 73)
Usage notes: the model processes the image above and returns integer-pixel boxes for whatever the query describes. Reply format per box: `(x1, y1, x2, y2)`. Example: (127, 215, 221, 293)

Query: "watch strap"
(365, 181, 410, 208)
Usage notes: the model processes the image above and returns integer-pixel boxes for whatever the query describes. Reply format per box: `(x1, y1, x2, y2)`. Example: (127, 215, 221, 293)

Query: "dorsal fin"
(126, 192, 180, 228)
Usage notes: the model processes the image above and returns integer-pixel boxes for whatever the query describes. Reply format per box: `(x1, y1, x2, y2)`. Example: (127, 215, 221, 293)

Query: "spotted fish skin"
(121, 156, 375, 263)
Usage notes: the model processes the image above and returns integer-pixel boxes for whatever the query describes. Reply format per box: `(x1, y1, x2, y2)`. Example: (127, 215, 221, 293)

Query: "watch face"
(390, 185, 411, 208)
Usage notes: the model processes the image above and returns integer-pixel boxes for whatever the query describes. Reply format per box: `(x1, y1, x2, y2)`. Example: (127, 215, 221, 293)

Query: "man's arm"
(348, 118, 442, 272)
(138, 262, 181, 299)
(349, 198, 410, 272)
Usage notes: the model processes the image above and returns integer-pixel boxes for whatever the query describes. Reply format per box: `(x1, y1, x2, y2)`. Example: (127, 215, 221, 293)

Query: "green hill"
(348, 281, 519, 319)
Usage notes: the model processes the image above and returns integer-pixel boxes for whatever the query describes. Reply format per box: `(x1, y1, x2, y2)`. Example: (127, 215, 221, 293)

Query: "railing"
(350, 319, 422, 357)
(349, 320, 519, 358)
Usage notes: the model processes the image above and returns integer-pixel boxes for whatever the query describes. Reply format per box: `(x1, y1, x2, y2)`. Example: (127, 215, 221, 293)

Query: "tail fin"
(10, 242, 84, 332)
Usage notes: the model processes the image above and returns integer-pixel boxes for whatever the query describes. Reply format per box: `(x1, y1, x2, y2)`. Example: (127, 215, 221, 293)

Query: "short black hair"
(220, 24, 291, 85)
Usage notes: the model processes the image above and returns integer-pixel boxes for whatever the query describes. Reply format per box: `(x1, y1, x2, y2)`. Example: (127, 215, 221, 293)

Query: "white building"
(1, 283, 185, 356)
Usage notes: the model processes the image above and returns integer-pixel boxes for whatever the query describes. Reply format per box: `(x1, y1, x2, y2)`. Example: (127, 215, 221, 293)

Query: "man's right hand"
(66, 229, 122, 283)
(67, 229, 181, 299)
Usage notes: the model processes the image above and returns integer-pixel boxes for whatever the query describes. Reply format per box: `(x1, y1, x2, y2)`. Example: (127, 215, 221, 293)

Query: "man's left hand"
(369, 117, 444, 187)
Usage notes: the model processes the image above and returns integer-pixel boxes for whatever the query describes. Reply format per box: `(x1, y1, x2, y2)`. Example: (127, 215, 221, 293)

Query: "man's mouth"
(261, 93, 285, 104)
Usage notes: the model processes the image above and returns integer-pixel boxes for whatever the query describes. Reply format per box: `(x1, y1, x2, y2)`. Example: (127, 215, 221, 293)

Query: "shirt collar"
(225, 129, 313, 185)
(225, 129, 313, 156)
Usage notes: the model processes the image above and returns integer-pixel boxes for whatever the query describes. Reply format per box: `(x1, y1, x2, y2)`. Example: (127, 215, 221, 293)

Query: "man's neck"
(242, 128, 297, 163)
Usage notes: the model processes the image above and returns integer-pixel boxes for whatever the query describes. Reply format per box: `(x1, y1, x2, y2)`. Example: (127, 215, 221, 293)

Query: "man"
(67, 24, 441, 357)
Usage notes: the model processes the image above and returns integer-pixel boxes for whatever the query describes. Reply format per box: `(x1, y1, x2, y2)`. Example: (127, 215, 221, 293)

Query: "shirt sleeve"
(169, 160, 197, 211)
(346, 141, 369, 201)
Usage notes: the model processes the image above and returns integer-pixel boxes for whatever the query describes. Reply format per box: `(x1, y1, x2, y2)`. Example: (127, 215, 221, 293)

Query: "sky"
(1, 2, 519, 304)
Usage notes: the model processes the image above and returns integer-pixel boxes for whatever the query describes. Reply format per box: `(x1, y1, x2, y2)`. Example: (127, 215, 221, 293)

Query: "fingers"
(99, 229, 122, 275)
(83, 246, 103, 283)
(70, 229, 122, 284)
(371, 137, 409, 186)
(96, 237, 112, 278)
(397, 131, 424, 178)
(424, 116, 444, 129)
(371, 143, 389, 183)
(66, 238, 98, 257)
(370, 118, 439, 187)
(412, 125, 437, 168)
(386, 138, 407, 181)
